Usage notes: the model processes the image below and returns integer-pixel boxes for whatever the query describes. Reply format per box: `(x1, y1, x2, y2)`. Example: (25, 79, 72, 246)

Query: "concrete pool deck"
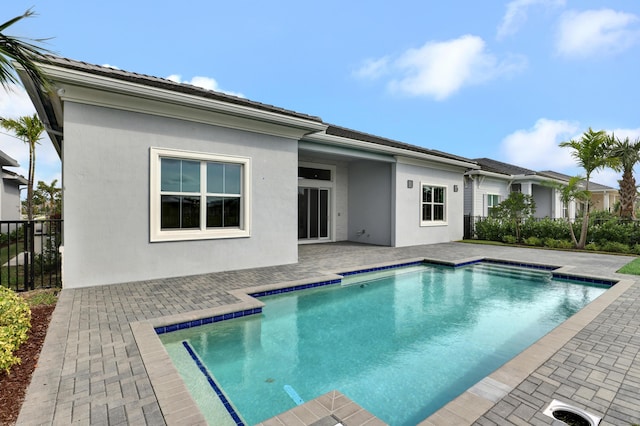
(16, 242, 640, 425)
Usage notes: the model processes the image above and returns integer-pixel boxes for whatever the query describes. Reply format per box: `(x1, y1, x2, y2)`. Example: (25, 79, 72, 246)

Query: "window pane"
(320, 189, 329, 238)
(161, 195, 181, 228)
(207, 197, 240, 227)
(423, 186, 432, 203)
(207, 162, 224, 193)
(181, 196, 201, 228)
(181, 161, 200, 192)
(434, 205, 444, 221)
(309, 189, 319, 238)
(434, 187, 444, 204)
(161, 159, 181, 192)
(161, 195, 200, 229)
(207, 197, 223, 227)
(298, 188, 308, 239)
(422, 204, 432, 221)
(225, 164, 242, 194)
(223, 197, 240, 227)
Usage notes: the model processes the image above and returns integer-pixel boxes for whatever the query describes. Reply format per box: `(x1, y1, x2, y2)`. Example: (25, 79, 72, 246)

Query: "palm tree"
(544, 176, 590, 247)
(607, 134, 640, 220)
(0, 114, 44, 220)
(36, 179, 61, 218)
(559, 128, 610, 248)
(0, 8, 52, 91)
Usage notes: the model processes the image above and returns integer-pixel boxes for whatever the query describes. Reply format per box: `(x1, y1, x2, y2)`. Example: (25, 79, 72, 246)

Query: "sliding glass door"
(298, 188, 329, 240)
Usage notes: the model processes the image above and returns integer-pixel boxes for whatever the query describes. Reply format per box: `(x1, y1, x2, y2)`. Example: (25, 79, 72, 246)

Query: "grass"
(617, 258, 640, 275)
(20, 288, 59, 306)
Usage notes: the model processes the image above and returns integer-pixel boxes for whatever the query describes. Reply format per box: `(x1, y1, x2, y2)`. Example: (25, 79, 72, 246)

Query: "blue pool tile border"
(182, 341, 245, 426)
(154, 308, 262, 335)
(552, 273, 617, 286)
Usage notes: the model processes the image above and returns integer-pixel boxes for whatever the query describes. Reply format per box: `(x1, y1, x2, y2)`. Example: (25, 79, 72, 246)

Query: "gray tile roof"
(538, 170, 616, 191)
(326, 125, 476, 164)
(36, 55, 477, 166)
(40, 55, 324, 123)
(473, 157, 537, 176)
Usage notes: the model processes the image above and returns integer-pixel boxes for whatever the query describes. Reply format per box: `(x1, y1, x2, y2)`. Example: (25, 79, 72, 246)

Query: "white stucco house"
(464, 158, 617, 219)
(19, 56, 479, 288)
(0, 150, 28, 221)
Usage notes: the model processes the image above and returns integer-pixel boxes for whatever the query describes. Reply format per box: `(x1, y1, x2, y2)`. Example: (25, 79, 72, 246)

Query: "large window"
(150, 148, 250, 241)
(421, 184, 446, 224)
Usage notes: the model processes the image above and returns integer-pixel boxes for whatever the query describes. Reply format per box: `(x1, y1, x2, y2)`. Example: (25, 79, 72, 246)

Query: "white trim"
(149, 147, 251, 242)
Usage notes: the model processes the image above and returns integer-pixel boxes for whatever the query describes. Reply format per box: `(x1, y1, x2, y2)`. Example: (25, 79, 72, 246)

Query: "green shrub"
(599, 241, 630, 254)
(523, 236, 543, 246)
(585, 242, 599, 251)
(631, 244, 640, 255)
(502, 235, 517, 244)
(0, 287, 31, 374)
(557, 240, 574, 249)
(475, 217, 508, 242)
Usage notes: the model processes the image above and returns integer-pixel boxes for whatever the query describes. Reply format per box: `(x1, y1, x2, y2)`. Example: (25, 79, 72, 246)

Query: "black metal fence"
(0, 220, 63, 291)
(463, 215, 480, 240)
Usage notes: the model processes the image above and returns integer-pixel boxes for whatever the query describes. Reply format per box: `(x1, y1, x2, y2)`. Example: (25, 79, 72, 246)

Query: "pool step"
(341, 265, 431, 286)
(468, 263, 552, 282)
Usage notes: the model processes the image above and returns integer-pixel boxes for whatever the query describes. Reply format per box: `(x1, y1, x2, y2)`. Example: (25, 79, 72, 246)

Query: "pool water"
(160, 263, 608, 425)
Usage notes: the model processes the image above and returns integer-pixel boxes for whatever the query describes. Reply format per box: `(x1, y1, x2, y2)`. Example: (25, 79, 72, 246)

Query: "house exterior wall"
(394, 159, 465, 247)
(532, 185, 553, 218)
(348, 160, 392, 246)
(62, 102, 299, 288)
(464, 175, 510, 217)
(0, 178, 22, 220)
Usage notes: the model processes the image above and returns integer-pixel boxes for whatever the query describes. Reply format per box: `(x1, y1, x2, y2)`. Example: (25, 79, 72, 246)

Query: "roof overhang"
(304, 131, 479, 170)
(17, 60, 328, 158)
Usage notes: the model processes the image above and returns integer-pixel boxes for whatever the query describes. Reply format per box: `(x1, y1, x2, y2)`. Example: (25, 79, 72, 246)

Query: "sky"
(2, 0, 640, 190)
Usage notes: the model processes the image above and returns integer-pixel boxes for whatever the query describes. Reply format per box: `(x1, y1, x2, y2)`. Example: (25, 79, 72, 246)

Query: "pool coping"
(130, 256, 628, 426)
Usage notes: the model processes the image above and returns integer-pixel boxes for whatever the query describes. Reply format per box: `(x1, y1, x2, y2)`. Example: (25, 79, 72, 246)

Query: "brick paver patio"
(16, 242, 640, 425)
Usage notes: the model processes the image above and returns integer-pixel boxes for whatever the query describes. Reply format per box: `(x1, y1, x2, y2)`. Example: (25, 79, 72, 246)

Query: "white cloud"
(352, 57, 390, 80)
(166, 74, 244, 98)
(501, 118, 580, 170)
(0, 85, 61, 187)
(556, 9, 640, 57)
(497, 0, 565, 40)
(356, 35, 526, 101)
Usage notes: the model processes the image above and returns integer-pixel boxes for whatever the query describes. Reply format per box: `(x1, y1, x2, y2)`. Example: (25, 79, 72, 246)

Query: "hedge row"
(474, 214, 640, 254)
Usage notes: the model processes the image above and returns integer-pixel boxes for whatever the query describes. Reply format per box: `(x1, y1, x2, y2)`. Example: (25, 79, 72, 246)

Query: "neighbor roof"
(326, 125, 476, 164)
(0, 149, 19, 167)
(538, 170, 616, 191)
(473, 158, 537, 176)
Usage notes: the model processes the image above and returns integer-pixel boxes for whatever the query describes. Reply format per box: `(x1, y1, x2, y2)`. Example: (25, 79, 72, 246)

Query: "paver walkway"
(16, 242, 640, 425)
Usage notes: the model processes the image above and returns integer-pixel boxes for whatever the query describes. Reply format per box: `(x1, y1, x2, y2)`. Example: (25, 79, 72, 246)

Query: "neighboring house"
(464, 158, 618, 219)
(537, 170, 619, 214)
(464, 158, 571, 219)
(19, 56, 479, 288)
(0, 150, 28, 221)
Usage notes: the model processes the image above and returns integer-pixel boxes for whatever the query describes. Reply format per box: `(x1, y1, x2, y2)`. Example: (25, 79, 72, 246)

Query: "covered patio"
(16, 242, 640, 425)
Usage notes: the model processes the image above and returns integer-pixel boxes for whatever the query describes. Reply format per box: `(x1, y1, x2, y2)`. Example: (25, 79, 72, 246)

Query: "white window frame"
(150, 147, 251, 242)
(420, 183, 447, 226)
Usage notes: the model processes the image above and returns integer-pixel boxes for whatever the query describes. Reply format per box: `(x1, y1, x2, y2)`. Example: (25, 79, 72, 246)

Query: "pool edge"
(131, 258, 629, 426)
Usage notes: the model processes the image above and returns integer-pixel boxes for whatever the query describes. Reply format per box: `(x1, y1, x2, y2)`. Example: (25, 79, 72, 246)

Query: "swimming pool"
(159, 262, 610, 425)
